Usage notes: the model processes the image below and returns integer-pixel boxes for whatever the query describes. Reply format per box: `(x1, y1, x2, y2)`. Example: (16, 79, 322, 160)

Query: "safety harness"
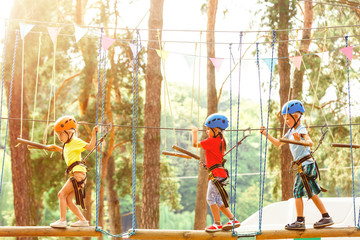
(66, 161, 87, 210)
(205, 129, 251, 208)
(207, 159, 230, 208)
(292, 124, 329, 200)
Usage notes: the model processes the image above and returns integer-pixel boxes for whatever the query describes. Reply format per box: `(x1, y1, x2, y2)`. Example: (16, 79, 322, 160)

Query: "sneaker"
(314, 217, 334, 228)
(70, 220, 89, 227)
(285, 221, 305, 230)
(205, 224, 223, 232)
(222, 219, 241, 231)
(50, 220, 67, 228)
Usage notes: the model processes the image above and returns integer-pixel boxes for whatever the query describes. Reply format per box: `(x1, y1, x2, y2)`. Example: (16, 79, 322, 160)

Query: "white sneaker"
(50, 220, 67, 228)
(70, 220, 89, 227)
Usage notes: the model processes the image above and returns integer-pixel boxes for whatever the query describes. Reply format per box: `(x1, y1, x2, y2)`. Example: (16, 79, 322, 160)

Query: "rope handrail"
(3, 17, 360, 33)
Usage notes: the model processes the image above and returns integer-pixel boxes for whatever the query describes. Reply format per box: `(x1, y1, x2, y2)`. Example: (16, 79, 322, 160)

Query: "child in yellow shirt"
(48, 116, 98, 228)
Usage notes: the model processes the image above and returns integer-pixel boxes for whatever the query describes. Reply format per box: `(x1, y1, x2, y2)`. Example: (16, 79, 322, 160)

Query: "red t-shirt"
(200, 137, 227, 178)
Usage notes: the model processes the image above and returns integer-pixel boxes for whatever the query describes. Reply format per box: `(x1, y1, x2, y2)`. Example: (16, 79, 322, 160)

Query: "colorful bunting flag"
(47, 27, 61, 44)
(289, 56, 303, 71)
(183, 55, 195, 68)
(340, 46, 353, 61)
(209, 57, 224, 72)
(101, 35, 116, 51)
(262, 58, 277, 72)
(74, 25, 88, 43)
(156, 49, 170, 61)
(19, 23, 34, 39)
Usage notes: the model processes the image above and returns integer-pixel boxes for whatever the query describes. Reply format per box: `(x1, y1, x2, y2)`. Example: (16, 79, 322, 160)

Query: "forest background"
(0, 0, 360, 240)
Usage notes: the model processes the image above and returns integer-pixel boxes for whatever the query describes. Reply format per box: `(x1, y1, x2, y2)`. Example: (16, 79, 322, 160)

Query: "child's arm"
(85, 126, 99, 150)
(48, 145, 62, 152)
(191, 127, 202, 148)
(293, 133, 313, 147)
(260, 126, 283, 148)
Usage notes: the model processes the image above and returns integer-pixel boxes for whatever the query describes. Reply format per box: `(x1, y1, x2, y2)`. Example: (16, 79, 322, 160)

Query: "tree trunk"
(278, 0, 293, 201)
(106, 155, 122, 238)
(293, 1, 313, 99)
(141, 0, 164, 229)
(194, 0, 218, 230)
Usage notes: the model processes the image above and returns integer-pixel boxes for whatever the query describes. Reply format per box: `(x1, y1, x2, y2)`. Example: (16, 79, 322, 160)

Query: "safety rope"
(0, 31, 19, 198)
(94, 28, 103, 229)
(259, 30, 276, 234)
(131, 30, 140, 233)
(31, 33, 42, 141)
(256, 42, 264, 233)
(44, 30, 58, 145)
(229, 43, 233, 219)
(188, 43, 197, 150)
(344, 36, 356, 227)
(197, 31, 202, 155)
(231, 32, 243, 235)
(0, 20, 8, 145)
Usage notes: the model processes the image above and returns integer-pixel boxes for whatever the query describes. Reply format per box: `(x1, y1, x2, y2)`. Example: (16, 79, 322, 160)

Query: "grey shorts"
(206, 178, 226, 207)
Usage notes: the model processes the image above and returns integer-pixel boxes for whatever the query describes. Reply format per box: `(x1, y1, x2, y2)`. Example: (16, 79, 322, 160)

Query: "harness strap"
(70, 176, 86, 210)
(295, 155, 327, 199)
(208, 163, 224, 172)
(66, 161, 87, 175)
(209, 172, 229, 208)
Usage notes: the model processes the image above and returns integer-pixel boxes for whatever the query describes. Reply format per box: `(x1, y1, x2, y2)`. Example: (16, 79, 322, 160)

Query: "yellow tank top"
(63, 137, 87, 173)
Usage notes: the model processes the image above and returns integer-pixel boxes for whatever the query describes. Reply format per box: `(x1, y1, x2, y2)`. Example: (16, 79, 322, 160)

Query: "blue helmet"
(204, 113, 229, 130)
(281, 100, 305, 115)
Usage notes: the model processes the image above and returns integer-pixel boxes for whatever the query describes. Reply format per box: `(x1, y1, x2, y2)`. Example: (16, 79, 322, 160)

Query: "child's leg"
(210, 204, 221, 224)
(311, 194, 327, 214)
(219, 205, 234, 219)
(58, 179, 75, 221)
(66, 191, 86, 221)
(295, 197, 304, 217)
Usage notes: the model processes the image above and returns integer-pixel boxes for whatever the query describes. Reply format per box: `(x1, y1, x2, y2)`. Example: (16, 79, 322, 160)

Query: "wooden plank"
(128, 227, 360, 239)
(162, 151, 192, 159)
(17, 138, 51, 150)
(129, 229, 236, 240)
(172, 145, 200, 160)
(279, 138, 311, 147)
(257, 227, 360, 239)
(332, 143, 360, 149)
(0, 226, 101, 237)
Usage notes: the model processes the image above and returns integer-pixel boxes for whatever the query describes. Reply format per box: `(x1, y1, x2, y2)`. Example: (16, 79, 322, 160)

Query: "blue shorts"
(207, 178, 226, 207)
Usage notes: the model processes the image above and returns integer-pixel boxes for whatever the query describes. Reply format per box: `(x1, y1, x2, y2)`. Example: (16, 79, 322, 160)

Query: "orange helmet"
(54, 116, 77, 133)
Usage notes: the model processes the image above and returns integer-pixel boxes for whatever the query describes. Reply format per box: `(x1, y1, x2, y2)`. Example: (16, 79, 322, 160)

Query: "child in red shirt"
(192, 113, 240, 232)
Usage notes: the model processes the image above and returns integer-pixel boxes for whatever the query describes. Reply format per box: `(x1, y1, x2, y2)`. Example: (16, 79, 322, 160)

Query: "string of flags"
(17, 22, 357, 72)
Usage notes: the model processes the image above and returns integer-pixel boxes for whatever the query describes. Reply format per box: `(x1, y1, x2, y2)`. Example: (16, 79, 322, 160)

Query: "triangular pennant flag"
(156, 49, 169, 61)
(262, 58, 277, 72)
(340, 46, 353, 61)
(184, 55, 195, 68)
(289, 56, 303, 71)
(209, 57, 224, 72)
(19, 23, 34, 39)
(47, 27, 61, 44)
(101, 35, 116, 51)
(74, 25, 88, 43)
(129, 43, 140, 58)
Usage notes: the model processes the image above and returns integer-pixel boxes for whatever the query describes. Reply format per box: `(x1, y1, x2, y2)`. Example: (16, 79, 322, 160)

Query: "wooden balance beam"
(0, 226, 101, 237)
(279, 138, 311, 147)
(162, 151, 192, 159)
(332, 143, 360, 149)
(128, 227, 360, 240)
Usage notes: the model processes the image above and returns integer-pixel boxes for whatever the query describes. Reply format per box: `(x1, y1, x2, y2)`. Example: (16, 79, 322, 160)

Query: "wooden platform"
(129, 227, 360, 239)
(0, 226, 101, 237)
